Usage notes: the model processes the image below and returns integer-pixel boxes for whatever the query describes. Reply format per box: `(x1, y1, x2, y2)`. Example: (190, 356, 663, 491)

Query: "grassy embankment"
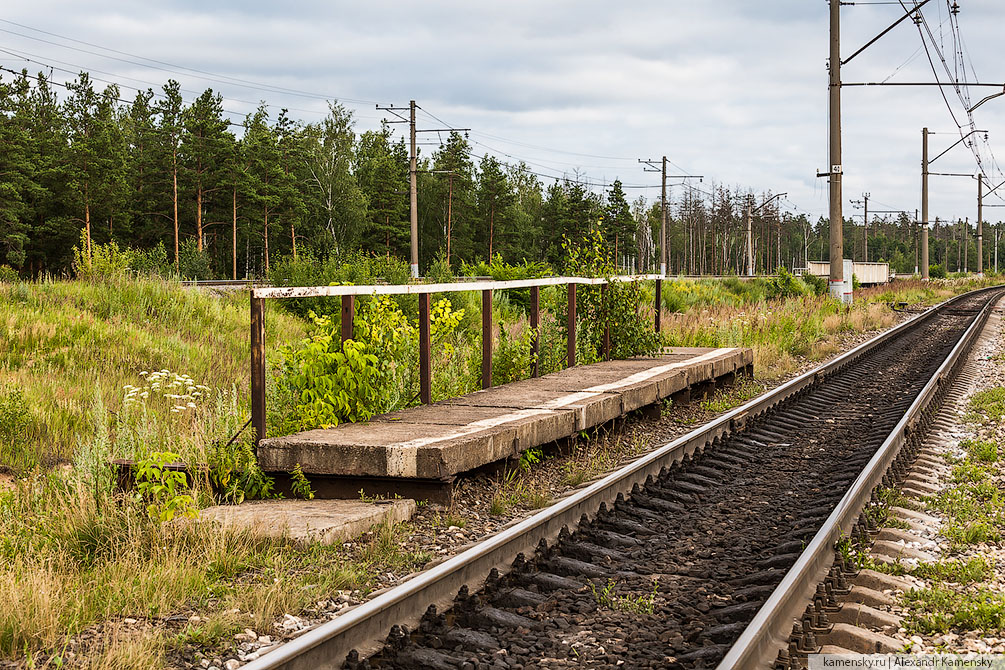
(0, 273, 999, 667)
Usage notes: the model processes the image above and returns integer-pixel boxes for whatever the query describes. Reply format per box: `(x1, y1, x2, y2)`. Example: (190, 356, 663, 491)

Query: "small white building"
(804, 260, 890, 287)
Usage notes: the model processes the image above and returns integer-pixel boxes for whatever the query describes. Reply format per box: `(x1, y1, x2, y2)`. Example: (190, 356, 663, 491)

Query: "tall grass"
(0, 277, 304, 472)
(0, 472, 374, 663)
(658, 277, 993, 379)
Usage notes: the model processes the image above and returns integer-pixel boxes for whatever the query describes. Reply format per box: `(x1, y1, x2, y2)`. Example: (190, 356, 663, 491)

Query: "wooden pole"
(250, 295, 266, 445)
(419, 293, 432, 404)
(530, 285, 540, 378)
(482, 289, 492, 389)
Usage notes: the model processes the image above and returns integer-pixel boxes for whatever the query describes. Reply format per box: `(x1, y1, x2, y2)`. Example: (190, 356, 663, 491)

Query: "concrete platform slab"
(198, 499, 416, 545)
(258, 347, 752, 483)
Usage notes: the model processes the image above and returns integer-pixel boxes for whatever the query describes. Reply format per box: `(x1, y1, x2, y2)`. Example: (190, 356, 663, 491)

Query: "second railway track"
(244, 286, 1005, 670)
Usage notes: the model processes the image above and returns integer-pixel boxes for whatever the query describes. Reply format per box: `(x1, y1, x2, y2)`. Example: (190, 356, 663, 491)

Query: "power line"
(0, 19, 381, 107)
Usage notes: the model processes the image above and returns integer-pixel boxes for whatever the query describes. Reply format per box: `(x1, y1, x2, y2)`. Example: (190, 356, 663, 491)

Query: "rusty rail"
(249, 274, 666, 444)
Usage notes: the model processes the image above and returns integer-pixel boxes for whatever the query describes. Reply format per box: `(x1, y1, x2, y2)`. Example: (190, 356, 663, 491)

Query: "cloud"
(3, 0, 1004, 224)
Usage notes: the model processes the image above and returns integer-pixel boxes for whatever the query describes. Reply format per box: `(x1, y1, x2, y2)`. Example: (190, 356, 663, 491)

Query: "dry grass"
(657, 278, 990, 380)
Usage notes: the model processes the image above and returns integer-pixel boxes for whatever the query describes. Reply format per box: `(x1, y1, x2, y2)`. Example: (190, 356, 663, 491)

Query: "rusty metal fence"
(249, 274, 665, 444)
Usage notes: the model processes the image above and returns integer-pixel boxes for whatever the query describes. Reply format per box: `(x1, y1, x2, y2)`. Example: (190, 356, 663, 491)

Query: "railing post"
(654, 277, 662, 333)
(530, 285, 540, 377)
(602, 281, 610, 360)
(567, 283, 577, 368)
(419, 293, 432, 404)
(340, 295, 355, 344)
(482, 289, 493, 389)
(250, 294, 266, 445)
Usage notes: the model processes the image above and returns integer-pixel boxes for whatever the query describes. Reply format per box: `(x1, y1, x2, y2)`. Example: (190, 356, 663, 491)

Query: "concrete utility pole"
(922, 127, 988, 278)
(639, 158, 702, 276)
(964, 217, 969, 272)
(828, 0, 847, 302)
(915, 209, 920, 274)
(922, 128, 930, 280)
(661, 157, 668, 276)
(638, 156, 669, 275)
(863, 193, 869, 261)
(377, 101, 468, 278)
(978, 175, 984, 275)
(745, 198, 754, 276)
(851, 192, 871, 262)
(747, 192, 786, 276)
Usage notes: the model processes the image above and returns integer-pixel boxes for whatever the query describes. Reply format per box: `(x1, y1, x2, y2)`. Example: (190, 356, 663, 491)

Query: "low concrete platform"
(259, 347, 751, 488)
(198, 498, 417, 545)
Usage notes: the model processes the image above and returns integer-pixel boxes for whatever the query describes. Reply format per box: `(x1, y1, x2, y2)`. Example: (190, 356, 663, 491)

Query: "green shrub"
(290, 463, 315, 500)
(460, 254, 553, 312)
(134, 451, 199, 523)
(492, 323, 534, 385)
(267, 251, 412, 320)
(178, 239, 213, 280)
(131, 241, 172, 278)
(0, 266, 19, 283)
(278, 295, 466, 430)
(766, 267, 810, 299)
(929, 264, 947, 279)
(562, 227, 661, 362)
(72, 232, 134, 280)
(801, 273, 828, 296)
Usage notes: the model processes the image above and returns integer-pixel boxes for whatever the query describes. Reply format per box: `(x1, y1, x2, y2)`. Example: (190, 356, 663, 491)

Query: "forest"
(0, 68, 997, 279)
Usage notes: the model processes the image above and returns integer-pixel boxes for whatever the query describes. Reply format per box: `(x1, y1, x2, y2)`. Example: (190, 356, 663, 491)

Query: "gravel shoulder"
(804, 297, 1005, 659)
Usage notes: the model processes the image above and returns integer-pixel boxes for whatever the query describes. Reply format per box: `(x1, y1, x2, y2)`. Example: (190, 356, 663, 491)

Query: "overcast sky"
(2, 1, 1004, 227)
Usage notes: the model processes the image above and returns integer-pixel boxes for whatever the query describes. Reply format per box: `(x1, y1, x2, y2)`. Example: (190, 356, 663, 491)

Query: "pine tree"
(242, 105, 287, 273)
(23, 72, 70, 273)
(506, 162, 544, 262)
(181, 89, 231, 252)
(156, 80, 184, 270)
(427, 132, 475, 264)
(475, 155, 514, 261)
(64, 75, 126, 262)
(123, 89, 162, 248)
(604, 179, 634, 269)
(0, 72, 33, 268)
(357, 124, 408, 258)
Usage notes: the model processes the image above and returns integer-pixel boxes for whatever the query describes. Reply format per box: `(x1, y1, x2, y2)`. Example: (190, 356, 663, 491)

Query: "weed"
(488, 493, 508, 517)
(966, 388, 1005, 424)
(903, 586, 1005, 634)
(357, 517, 430, 571)
(912, 557, 992, 585)
(698, 376, 763, 414)
(962, 438, 999, 463)
(519, 448, 544, 472)
(590, 578, 659, 615)
(134, 452, 198, 523)
(289, 464, 315, 500)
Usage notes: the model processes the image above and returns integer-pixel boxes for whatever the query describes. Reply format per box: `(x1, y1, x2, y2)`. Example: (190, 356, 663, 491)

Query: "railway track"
(243, 286, 1004, 670)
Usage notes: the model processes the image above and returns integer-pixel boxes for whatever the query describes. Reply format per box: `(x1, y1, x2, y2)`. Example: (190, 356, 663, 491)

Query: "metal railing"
(249, 274, 666, 445)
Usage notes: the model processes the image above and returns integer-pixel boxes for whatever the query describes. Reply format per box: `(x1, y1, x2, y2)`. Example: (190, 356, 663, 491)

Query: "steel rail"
(242, 287, 995, 670)
(717, 286, 1003, 670)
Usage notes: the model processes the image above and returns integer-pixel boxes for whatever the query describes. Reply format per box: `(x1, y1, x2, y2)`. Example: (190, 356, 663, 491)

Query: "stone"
(198, 498, 416, 545)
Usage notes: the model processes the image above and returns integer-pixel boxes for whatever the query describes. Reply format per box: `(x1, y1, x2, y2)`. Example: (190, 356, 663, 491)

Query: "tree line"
(2, 68, 994, 279)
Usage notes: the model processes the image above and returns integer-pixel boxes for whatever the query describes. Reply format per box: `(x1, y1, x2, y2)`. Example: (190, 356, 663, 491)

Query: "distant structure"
(802, 261, 890, 287)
